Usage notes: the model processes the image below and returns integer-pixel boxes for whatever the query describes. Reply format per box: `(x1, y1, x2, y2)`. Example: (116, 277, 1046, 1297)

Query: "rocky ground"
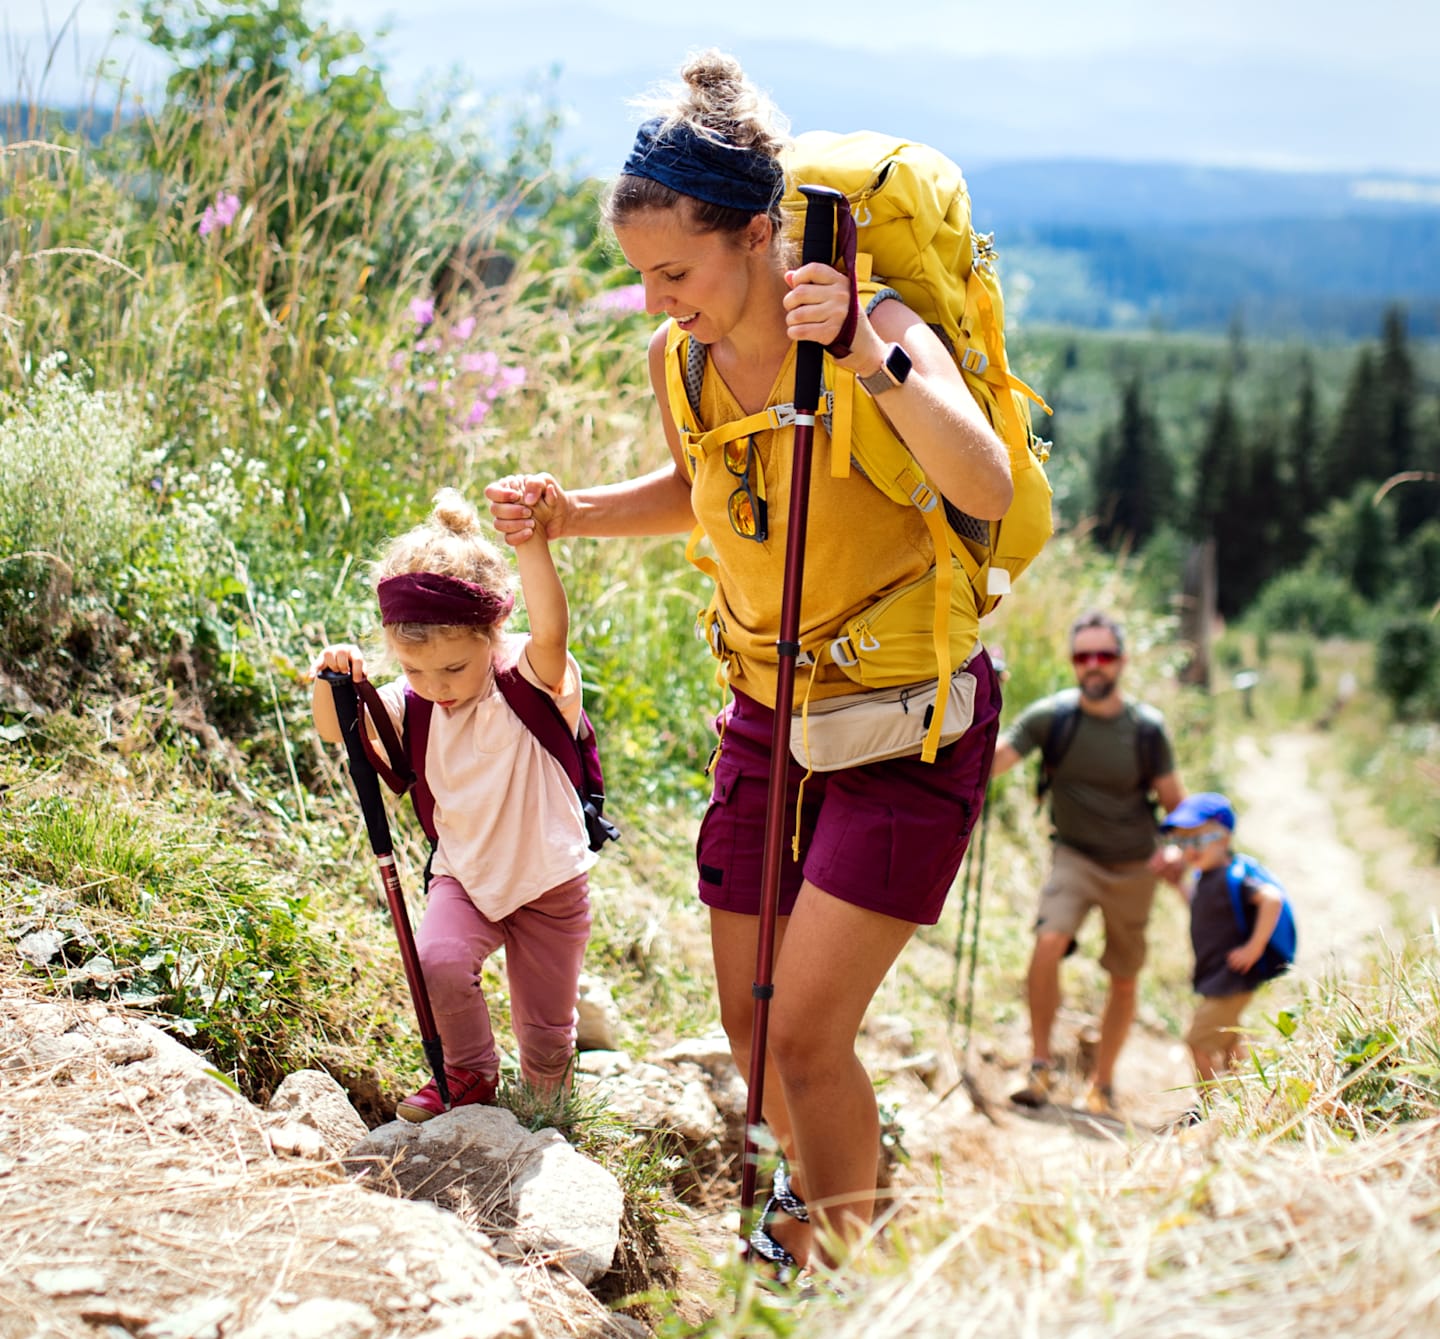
(5, 726, 1437, 1337)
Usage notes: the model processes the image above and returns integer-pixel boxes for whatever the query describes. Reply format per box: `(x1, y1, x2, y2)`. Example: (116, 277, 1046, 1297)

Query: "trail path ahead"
(892, 725, 1440, 1203)
(1229, 730, 1437, 975)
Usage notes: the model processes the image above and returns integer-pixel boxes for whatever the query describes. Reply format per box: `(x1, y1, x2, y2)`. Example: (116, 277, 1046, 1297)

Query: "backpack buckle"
(768, 391, 834, 430)
(961, 348, 989, 375)
(830, 636, 859, 668)
(909, 482, 939, 513)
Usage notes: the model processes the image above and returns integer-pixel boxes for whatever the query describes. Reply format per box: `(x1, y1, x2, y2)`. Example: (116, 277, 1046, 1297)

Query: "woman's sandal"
(747, 1163, 809, 1279)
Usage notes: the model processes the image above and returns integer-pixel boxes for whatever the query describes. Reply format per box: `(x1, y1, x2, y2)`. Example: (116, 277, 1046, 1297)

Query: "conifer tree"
(1327, 348, 1379, 500)
(1194, 387, 1256, 616)
(1091, 374, 1173, 550)
(1290, 354, 1322, 519)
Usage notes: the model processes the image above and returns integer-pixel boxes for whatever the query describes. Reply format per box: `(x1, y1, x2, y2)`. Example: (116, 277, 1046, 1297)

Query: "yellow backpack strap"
(661, 322, 721, 584)
(964, 271, 1052, 416)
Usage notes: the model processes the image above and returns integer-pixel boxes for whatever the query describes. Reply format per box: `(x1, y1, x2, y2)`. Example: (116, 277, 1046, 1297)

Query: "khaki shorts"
(1186, 992, 1255, 1054)
(1035, 844, 1158, 979)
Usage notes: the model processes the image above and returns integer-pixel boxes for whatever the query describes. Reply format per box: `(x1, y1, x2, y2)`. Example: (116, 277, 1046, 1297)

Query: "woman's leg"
(415, 875, 504, 1077)
(712, 892, 917, 1268)
(502, 874, 592, 1095)
(711, 908, 811, 1261)
(767, 883, 917, 1265)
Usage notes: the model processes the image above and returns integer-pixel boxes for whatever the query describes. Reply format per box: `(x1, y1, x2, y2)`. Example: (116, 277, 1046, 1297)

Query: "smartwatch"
(857, 342, 913, 396)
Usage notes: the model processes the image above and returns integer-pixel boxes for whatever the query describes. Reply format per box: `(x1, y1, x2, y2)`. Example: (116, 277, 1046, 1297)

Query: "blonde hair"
(372, 488, 514, 645)
(603, 49, 790, 236)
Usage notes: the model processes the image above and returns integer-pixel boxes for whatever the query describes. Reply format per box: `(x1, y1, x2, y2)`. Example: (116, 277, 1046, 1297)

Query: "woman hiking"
(487, 51, 1010, 1273)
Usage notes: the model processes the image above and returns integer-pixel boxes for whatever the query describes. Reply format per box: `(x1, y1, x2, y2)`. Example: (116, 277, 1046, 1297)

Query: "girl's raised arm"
(510, 485, 570, 690)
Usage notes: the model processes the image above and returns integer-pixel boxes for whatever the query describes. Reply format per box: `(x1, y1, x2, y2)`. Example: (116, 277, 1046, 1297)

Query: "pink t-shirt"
(376, 636, 597, 920)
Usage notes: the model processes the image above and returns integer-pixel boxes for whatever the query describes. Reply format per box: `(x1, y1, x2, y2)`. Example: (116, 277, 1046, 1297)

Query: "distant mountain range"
(10, 104, 1438, 340)
(961, 161, 1440, 338)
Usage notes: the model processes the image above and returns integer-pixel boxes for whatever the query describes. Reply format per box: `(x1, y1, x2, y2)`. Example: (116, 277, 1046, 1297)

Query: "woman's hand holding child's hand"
(486, 473, 566, 547)
(310, 643, 367, 682)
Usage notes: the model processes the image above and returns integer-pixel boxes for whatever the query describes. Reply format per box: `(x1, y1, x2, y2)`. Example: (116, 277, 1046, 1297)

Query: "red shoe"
(395, 1065, 497, 1123)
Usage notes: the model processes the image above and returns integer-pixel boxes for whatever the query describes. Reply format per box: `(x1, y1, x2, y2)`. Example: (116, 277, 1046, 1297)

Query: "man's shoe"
(396, 1065, 497, 1122)
(1082, 1083, 1117, 1117)
(1010, 1062, 1055, 1108)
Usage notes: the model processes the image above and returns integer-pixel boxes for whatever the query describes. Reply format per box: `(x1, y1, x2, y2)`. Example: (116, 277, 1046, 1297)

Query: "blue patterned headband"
(621, 116, 784, 214)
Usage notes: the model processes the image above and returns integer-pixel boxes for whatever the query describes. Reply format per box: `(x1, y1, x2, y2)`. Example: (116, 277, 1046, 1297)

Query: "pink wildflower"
(464, 399, 490, 428)
(496, 365, 527, 392)
(409, 297, 436, 330)
(198, 192, 241, 237)
(415, 337, 441, 354)
(592, 283, 647, 314)
(389, 352, 407, 371)
(452, 316, 477, 341)
(461, 351, 500, 378)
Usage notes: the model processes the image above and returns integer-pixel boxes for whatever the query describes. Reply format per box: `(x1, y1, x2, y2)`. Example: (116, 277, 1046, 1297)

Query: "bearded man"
(988, 611, 1186, 1115)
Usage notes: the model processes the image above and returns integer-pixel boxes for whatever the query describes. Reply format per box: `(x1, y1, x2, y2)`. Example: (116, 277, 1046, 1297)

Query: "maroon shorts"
(696, 650, 1001, 926)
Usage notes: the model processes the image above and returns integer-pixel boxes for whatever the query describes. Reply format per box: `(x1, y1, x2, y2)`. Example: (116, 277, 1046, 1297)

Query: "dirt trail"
(1229, 730, 1438, 975)
(895, 724, 1440, 1192)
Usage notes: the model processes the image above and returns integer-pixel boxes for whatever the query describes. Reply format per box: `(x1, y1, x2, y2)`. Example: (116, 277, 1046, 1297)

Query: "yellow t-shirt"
(688, 342, 938, 706)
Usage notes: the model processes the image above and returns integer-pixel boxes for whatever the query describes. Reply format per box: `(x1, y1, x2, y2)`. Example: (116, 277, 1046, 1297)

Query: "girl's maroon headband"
(376, 572, 513, 627)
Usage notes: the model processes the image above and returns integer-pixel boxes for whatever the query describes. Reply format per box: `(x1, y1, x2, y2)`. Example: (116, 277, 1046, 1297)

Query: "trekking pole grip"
(319, 668, 393, 858)
(795, 184, 845, 413)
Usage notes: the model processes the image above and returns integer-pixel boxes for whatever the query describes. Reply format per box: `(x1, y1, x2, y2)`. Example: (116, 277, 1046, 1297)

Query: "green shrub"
(1249, 568, 1366, 639)
(1375, 617, 1440, 719)
(0, 355, 150, 587)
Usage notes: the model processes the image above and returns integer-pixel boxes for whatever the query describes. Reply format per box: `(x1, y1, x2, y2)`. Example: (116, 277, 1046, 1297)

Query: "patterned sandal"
(746, 1162, 808, 1281)
(770, 1162, 809, 1223)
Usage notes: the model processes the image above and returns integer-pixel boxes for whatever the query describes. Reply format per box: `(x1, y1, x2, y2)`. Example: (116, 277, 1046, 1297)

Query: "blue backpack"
(1227, 853, 1297, 981)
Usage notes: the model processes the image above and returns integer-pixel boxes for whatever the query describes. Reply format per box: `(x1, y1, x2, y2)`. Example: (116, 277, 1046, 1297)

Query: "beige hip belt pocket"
(789, 663, 978, 772)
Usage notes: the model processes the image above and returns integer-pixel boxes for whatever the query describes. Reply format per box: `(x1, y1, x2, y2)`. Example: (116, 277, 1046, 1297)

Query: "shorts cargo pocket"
(696, 754, 743, 894)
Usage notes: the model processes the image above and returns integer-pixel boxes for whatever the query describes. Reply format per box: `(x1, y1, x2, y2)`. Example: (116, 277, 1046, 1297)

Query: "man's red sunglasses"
(1072, 650, 1121, 666)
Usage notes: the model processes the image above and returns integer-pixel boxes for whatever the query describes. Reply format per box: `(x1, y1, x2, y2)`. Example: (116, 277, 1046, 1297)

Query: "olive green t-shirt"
(1004, 687, 1174, 864)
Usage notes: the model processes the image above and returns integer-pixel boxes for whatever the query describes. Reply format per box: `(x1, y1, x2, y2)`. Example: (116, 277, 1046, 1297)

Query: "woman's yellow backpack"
(665, 130, 1054, 761)
(778, 130, 1054, 616)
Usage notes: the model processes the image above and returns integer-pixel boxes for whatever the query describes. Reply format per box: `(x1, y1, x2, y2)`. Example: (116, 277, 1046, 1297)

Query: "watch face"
(885, 344, 913, 383)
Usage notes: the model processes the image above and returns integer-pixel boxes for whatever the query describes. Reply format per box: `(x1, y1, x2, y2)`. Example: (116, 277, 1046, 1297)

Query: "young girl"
(311, 486, 596, 1120)
(487, 53, 1008, 1270)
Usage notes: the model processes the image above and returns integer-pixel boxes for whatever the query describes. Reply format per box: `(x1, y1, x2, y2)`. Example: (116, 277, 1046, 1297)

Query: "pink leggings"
(416, 873, 591, 1093)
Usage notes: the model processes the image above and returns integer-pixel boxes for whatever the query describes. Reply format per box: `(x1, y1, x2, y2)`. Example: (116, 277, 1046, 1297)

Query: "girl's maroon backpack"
(356, 670, 619, 856)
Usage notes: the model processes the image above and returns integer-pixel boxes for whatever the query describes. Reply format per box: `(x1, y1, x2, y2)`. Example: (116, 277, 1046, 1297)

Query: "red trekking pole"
(741, 184, 846, 1231)
(320, 669, 451, 1111)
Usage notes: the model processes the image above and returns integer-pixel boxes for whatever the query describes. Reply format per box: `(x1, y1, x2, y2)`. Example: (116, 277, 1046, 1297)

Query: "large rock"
(575, 972, 621, 1052)
(348, 1106, 623, 1286)
(268, 1069, 369, 1160)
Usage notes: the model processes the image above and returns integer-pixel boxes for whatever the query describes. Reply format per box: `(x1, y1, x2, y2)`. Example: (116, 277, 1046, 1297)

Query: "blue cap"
(1163, 792, 1235, 831)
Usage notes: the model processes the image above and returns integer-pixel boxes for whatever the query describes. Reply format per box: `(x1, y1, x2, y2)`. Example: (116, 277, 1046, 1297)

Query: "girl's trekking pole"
(741, 184, 845, 1228)
(320, 669, 451, 1111)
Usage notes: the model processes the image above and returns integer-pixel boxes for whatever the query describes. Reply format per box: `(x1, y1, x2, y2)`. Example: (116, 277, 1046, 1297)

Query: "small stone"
(32, 1266, 109, 1296)
(16, 929, 64, 966)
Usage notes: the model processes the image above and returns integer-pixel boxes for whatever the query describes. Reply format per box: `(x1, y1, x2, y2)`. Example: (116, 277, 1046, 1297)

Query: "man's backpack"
(663, 130, 1054, 763)
(1226, 853, 1298, 982)
(358, 669, 619, 857)
(1035, 690, 1166, 809)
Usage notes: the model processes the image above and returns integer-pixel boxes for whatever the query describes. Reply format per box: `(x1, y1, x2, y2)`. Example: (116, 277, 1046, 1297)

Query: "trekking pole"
(320, 669, 451, 1111)
(741, 184, 845, 1230)
(935, 781, 997, 1122)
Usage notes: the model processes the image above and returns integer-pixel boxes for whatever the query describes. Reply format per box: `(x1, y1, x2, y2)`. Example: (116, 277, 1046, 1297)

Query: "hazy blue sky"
(6, 0, 1438, 176)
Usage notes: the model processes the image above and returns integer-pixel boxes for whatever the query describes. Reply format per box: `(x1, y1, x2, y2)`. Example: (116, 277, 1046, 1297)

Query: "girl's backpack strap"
(495, 667, 619, 851)
(494, 667, 583, 793)
(399, 685, 437, 843)
(352, 676, 413, 794)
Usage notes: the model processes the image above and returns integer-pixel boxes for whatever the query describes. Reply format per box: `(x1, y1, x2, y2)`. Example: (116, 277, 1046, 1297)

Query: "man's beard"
(1079, 675, 1117, 702)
